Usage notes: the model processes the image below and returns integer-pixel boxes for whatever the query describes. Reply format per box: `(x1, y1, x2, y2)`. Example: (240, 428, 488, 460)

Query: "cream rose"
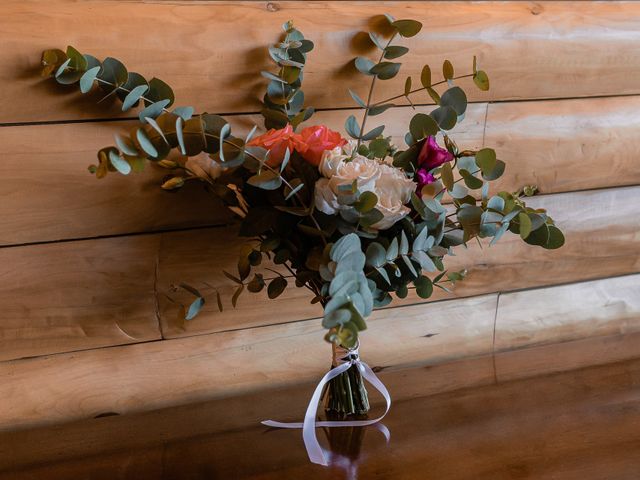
(369, 164, 415, 230)
(314, 149, 414, 230)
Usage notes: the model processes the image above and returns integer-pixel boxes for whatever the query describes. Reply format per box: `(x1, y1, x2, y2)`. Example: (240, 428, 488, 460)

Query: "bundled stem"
(322, 342, 370, 417)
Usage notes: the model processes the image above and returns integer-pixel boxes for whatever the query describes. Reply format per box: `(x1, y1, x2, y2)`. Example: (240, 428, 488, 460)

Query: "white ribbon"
(262, 345, 392, 466)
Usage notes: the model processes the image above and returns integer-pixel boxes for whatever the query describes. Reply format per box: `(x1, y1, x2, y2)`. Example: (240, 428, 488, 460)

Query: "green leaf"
(365, 242, 386, 268)
(482, 159, 506, 181)
(345, 115, 361, 139)
(391, 19, 423, 37)
(545, 225, 565, 249)
(369, 103, 395, 116)
(420, 65, 431, 88)
(440, 86, 467, 115)
(460, 169, 483, 189)
(122, 84, 149, 111)
(430, 106, 457, 130)
(185, 297, 204, 320)
(355, 57, 375, 75)
(369, 32, 386, 50)
(409, 113, 439, 141)
(442, 60, 454, 80)
(173, 106, 195, 120)
(404, 76, 412, 96)
(267, 277, 288, 299)
(441, 162, 454, 190)
(247, 171, 283, 190)
(384, 45, 409, 59)
(145, 77, 175, 107)
(115, 134, 139, 156)
(79, 66, 100, 93)
(354, 191, 378, 213)
(519, 213, 532, 240)
(99, 57, 128, 87)
(475, 148, 497, 172)
(348, 89, 367, 108)
(362, 125, 385, 140)
(136, 128, 158, 158)
(370, 61, 401, 80)
(414, 276, 434, 299)
(138, 99, 170, 122)
(66, 45, 87, 71)
(427, 87, 441, 105)
(108, 149, 131, 175)
(474, 70, 490, 91)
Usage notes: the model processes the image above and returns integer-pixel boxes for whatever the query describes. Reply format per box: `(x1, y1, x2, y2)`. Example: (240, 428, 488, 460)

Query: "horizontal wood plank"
(2, 273, 640, 433)
(0, 294, 499, 431)
(4, 1, 640, 123)
(5, 352, 640, 475)
(1, 185, 638, 360)
(4, 94, 640, 245)
(485, 95, 640, 194)
(0, 104, 485, 245)
(158, 186, 640, 338)
(0, 235, 162, 361)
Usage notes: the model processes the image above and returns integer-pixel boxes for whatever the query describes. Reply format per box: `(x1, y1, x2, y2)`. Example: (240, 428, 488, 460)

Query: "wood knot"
(530, 3, 543, 15)
(266, 2, 279, 12)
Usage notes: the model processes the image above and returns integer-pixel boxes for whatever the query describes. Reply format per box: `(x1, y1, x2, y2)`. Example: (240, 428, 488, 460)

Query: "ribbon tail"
(261, 359, 392, 466)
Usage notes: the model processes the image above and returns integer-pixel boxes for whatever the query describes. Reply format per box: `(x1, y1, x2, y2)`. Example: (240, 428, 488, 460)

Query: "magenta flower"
(417, 135, 454, 170)
(415, 169, 436, 195)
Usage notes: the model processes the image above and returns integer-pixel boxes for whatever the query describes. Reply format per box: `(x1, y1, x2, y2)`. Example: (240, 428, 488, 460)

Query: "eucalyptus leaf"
(355, 57, 375, 76)
(409, 113, 439, 141)
(370, 61, 401, 80)
(122, 84, 149, 111)
(108, 149, 131, 175)
(79, 66, 101, 93)
(391, 19, 423, 37)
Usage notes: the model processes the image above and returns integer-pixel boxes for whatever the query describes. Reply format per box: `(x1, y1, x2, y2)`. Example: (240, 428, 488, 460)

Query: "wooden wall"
(1, 1, 639, 431)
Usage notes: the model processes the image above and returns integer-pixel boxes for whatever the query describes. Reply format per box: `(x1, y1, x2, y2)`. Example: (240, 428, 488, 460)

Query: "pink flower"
(415, 169, 436, 192)
(417, 136, 454, 170)
(247, 124, 307, 167)
(298, 125, 347, 167)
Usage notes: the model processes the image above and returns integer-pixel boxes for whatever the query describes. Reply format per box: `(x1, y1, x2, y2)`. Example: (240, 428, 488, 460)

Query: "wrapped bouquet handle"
(262, 344, 392, 466)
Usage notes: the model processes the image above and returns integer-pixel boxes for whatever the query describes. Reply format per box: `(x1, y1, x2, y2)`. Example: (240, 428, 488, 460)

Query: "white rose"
(314, 154, 415, 230)
(319, 145, 350, 178)
(369, 164, 415, 230)
(327, 154, 381, 193)
(314, 177, 341, 215)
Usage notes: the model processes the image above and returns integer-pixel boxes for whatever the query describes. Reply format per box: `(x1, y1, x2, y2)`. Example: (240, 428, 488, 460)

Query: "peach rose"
(247, 124, 307, 167)
(298, 125, 347, 167)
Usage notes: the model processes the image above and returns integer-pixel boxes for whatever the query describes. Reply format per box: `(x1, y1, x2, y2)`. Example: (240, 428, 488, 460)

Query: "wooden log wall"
(1, 1, 639, 430)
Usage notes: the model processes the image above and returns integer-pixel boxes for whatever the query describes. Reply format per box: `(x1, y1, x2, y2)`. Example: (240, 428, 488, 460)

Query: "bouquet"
(40, 15, 563, 464)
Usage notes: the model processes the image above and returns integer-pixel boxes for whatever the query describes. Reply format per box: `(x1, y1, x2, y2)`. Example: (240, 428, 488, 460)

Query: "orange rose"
(247, 124, 307, 167)
(298, 125, 347, 167)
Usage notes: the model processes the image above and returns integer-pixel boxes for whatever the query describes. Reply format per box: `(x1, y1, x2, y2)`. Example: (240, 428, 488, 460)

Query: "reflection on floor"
(1, 350, 640, 479)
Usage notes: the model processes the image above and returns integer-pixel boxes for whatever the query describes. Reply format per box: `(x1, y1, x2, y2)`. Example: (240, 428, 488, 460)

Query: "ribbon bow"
(262, 345, 392, 466)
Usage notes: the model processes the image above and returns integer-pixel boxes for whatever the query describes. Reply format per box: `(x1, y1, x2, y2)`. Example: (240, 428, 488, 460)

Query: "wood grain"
(0, 121, 233, 246)
(4, 1, 640, 123)
(0, 235, 162, 361)
(158, 186, 640, 338)
(4, 94, 640, 245)
(1, 185, 638, 361)
(1, 274, 640, 433)
(0, 294, 499, 432)
(485, 95, 640, 194)
(0, 104, 484, 245)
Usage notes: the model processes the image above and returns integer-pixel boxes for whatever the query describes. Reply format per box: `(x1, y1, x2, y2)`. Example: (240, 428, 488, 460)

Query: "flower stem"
(371, 73, 476, 107)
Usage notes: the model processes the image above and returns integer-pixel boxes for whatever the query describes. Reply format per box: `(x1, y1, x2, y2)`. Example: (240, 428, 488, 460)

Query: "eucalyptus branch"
(356, 33, 397, 150)
(372, 73, 475, 108)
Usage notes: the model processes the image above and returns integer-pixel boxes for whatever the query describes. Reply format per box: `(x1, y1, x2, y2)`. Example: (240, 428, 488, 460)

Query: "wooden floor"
(1, 349, 640, 480)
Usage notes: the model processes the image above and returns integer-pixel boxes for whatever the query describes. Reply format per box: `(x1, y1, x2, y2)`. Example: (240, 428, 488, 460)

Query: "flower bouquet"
(40, 15, 563, 464)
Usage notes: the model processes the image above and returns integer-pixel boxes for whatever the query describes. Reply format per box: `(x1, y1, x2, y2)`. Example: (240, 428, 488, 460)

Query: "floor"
(1, 353, 640, 479)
